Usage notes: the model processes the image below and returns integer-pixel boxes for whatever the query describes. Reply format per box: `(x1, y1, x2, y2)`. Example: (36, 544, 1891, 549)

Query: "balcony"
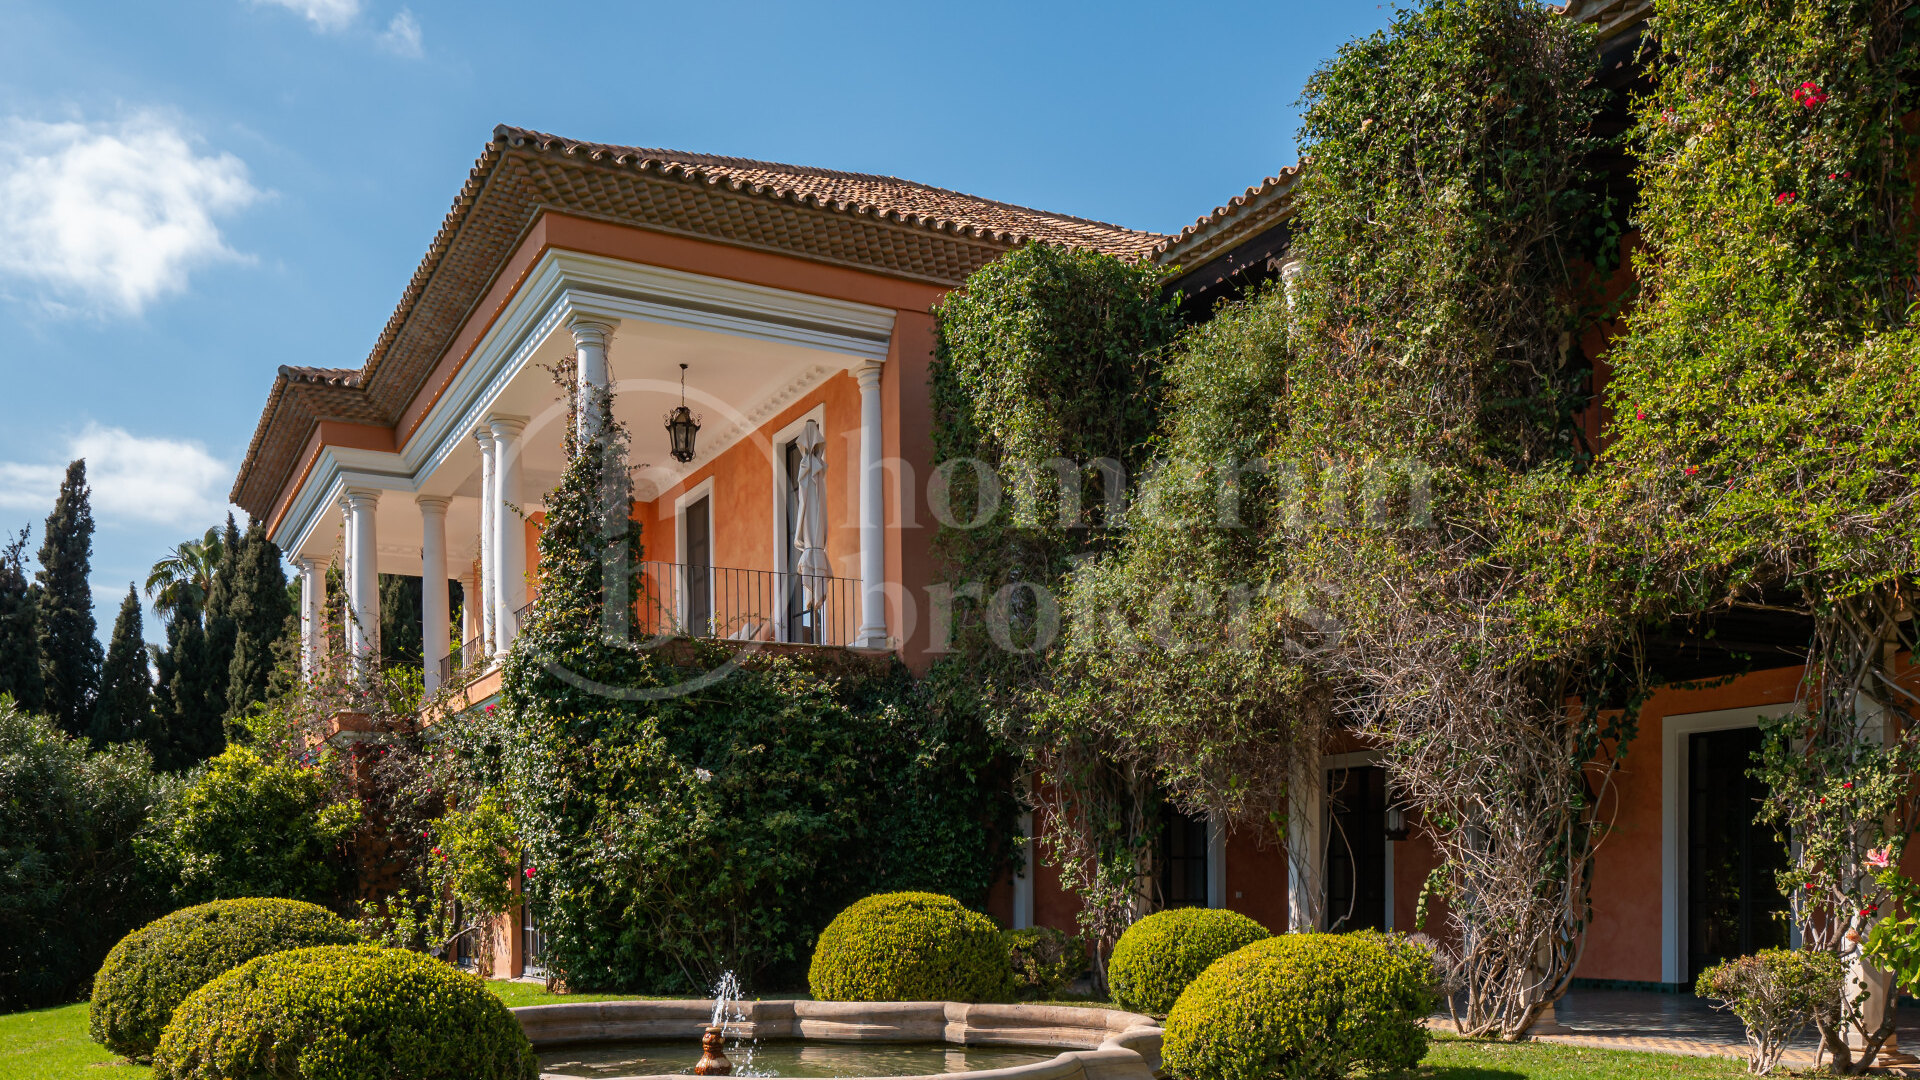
(438, 560, 861, 684)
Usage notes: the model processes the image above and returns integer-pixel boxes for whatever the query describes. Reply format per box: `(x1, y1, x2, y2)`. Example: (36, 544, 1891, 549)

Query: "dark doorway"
(1687, 725, 1790, 982)
(1160, 805, 1210, 908)
(684, 494, 711, 636)
(1326, 765, 1388, 932)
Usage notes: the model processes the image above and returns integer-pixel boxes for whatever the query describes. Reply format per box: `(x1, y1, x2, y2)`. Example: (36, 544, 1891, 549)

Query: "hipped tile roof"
(232, 125, 1167, 519)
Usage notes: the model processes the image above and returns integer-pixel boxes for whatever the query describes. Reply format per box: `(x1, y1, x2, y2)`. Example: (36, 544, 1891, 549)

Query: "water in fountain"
(710, 971, 760, 1076)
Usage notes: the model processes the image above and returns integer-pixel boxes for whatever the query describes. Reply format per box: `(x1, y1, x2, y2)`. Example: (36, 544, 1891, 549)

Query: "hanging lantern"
(665, 363, 701, 463)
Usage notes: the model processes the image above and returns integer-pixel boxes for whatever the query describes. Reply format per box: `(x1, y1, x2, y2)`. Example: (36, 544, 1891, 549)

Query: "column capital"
(487, 413, 530, 438)
(415, 494, 452, 514)
(567, 315, 616, 348)
(853, 358, 884, 389)
(343, 486, 384, 509)
(472, 424, 496, 449)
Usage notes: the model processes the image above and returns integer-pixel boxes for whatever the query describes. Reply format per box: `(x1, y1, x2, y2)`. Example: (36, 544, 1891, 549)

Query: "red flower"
(1793, 82, 1829, 108)
(524, 866, 537, 879)
(1776, 191, 1797, 205)
(484, 704, 496, 713)
(1636, 410, 1646, 420)
(1684, 466, 1698, 476)
(432, 846, 443, 858)
(1843, 781, 1854, 789)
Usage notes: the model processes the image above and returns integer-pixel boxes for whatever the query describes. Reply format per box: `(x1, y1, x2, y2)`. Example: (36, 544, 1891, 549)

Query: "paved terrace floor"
(1468, 989, 1920, 1072)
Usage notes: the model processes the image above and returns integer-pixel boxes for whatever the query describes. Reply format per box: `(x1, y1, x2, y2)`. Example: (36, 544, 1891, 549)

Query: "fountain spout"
(695, 1025, 734, 1076)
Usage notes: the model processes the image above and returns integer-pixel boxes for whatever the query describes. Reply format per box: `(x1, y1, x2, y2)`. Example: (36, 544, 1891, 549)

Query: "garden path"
(1481, 989, 1920, 1073)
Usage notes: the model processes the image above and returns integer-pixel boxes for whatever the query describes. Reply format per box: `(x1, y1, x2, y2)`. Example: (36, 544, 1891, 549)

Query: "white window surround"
(672, 477, 716, 630)
(1660, 703, 1802, 985)
(769, 405, 828, 639)
(271, 247, 894, 561)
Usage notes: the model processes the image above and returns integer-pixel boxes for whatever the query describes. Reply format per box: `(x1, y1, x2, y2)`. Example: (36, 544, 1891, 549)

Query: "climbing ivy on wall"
(1588, 1, 1920, 1068)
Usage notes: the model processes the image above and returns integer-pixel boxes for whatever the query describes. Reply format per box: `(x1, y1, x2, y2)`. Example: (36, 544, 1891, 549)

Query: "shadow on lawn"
(1415, 1069, 1527, 1079)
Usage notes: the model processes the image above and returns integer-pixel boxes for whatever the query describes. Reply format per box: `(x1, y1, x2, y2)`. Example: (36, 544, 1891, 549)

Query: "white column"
(1287, 756, 1325, 931)
(570, 316, 615, 443)
(418, 496, 450, 694)
(473, 426, 497, 657)
(854, 360, 887, 648)
(296, 557, 323, 678)
(344, 488, 382, 672)
(490, 415, 529, 656)
(337, 494, 358, 658)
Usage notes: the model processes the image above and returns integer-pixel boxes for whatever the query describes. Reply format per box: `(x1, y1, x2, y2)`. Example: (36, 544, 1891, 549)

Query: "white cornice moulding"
(276, 248, 895, 557)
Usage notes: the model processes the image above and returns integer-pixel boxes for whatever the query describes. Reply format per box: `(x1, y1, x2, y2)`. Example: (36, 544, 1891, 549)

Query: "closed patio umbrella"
(794, 420, 831, 612)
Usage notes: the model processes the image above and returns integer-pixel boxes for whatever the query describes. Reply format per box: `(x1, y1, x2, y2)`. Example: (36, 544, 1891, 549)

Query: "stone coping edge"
(512, 999, 1164, 1080)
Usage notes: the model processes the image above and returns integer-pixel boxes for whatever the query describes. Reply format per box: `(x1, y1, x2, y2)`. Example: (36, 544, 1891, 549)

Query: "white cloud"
(0, 114, 260, 316)
(378, 9, 422, 57)
(0, 424, 232, 529)
(253, 0, 361, 31)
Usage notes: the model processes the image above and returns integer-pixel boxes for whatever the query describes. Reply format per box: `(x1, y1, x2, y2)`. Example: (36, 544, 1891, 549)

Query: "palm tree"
(146, 526, 223, 625)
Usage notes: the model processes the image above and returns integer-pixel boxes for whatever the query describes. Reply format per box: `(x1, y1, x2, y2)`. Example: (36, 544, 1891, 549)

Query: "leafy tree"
(0, 700, 176, 1010)
(200, 514, 242, 721)
(165, 744, 359, 906)
(148, 592, 224, 772)
(91, 585, 151, 747)
(224, 519, 292, 718)
(145, 526, 224, 625)
(35, 460, 101, 736)
(379, 573, 423, 670)
(0, 528, 43, 711)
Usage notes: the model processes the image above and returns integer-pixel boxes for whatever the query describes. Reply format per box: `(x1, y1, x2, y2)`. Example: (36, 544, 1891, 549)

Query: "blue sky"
(0, 0, 1397, 644)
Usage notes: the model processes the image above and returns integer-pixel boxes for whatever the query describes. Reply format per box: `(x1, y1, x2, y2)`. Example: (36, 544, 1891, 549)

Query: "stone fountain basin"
(513, 1000, 1164, 1080)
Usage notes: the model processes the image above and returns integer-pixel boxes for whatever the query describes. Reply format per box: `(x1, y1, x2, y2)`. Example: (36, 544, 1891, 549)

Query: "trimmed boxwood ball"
(1162, 932, 1439, 1080)
(1107, 907, 1269, 1015)
(89, 898, 361, 1060)
(809, 891, 1008, 1002)
(152, 945, 538, 1080)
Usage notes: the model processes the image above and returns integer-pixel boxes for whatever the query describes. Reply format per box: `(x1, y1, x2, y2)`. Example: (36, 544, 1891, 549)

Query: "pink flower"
(1776, 191, 1797, 205)
(524, 866, 537, 879)
(1636, 410, 1646, 420)
(1793, 82, 1829, 108)
(1868, 846, 1894, 868)
(484, 704, 496, 713)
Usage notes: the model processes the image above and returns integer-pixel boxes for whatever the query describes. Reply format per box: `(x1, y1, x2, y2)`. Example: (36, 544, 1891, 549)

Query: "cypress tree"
(149, 592, 222, 771)
(224, 520, 292, 718)
(35, 460, 101, 736)
(200, 514, 242, 720)
(91, 585, 150, 746)
(0, 528, 44, 710)
(378, 573, 423, 670)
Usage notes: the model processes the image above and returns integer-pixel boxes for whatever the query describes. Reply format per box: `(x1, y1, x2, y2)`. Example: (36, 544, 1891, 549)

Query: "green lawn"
(0, 995, 1754, 1080)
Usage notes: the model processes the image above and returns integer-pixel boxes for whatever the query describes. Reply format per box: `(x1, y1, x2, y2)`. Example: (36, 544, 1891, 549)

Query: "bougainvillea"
(1589, 1, 1920, 1068)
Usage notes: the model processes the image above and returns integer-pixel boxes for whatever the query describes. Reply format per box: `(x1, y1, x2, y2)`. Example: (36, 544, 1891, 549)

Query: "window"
(1160, 805, 1210, 908)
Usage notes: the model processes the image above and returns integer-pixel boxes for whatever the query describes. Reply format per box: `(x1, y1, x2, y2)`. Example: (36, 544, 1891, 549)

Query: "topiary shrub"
(89, 897, 361, 1061)
(1004, 926, 1090, 1000)
(152, 944, 537, 1080)
(1107, 907, 1269, 1015)
(809, 892, 1008, 1002)
(1163, 932, 1438, 1080)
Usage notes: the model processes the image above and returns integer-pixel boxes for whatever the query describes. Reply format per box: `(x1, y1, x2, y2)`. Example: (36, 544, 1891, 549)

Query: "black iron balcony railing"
(437, 636, 489, 685)
(435, 562, 861, 682)
(636, 560, 860, 647)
